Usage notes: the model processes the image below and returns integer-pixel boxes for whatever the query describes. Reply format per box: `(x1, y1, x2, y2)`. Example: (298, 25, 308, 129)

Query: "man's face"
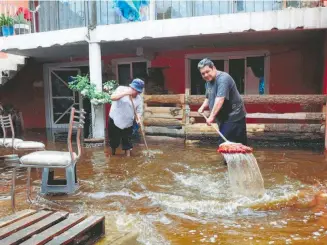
(199, 65, 217, 82)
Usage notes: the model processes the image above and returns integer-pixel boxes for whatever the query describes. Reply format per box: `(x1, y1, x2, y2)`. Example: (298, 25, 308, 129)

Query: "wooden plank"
(144, 107, 183, 119)
(189, 111, 325, 120)
(0, 210, 53, 239)
(20, 214, 87, 245)
(187, 95, 327, 105)
(143, 118, 183, 126)
(0, 210, 37, 229)
(246, 112, 325, 120)
(45, 216, 105, 245)
(185, 123, 324, 134)
(144, 94, 184, 104)
(1, 212, 69, 245)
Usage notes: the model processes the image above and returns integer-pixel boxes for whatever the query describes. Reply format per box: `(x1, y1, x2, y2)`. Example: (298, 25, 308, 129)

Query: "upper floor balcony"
(1, 0, 326, 35)
(0, 0, 326, 58)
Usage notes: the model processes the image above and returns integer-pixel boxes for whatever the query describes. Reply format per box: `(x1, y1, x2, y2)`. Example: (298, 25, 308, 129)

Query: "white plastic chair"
(19, 108, 86, 200)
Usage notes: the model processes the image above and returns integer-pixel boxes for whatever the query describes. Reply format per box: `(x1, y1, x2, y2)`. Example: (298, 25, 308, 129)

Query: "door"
(49, 68, 81, 128)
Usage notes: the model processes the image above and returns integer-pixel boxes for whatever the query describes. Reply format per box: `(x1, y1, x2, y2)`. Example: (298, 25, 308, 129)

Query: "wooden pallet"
(0, 209, 105, 245)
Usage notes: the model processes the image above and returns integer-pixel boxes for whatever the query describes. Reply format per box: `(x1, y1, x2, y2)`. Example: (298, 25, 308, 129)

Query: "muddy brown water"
(1, 140, 327, 244)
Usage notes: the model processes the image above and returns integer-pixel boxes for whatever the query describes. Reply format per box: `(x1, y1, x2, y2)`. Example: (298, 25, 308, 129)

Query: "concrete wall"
(0, 39, 324, 129)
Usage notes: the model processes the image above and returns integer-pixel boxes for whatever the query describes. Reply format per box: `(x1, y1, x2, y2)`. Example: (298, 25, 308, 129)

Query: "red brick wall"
(0, 62, 45, 128)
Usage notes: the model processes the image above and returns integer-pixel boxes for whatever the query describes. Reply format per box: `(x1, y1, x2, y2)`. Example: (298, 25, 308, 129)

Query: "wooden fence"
(143, 94, 327, 148)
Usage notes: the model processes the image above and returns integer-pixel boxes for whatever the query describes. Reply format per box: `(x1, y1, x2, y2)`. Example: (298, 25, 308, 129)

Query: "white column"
(89, 42, 105, 139)
(149, 0, 156, 20)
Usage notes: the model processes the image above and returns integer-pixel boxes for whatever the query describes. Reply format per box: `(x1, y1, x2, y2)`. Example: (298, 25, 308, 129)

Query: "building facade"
(0, 0, 327, 142)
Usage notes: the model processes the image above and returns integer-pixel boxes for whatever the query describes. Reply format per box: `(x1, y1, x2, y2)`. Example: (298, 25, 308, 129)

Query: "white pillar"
(149, 0, 156, 21)
(89, 42, 105, 139)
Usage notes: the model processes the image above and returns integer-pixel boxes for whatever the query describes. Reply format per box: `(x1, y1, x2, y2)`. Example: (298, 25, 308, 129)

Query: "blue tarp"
(113, 0, 150, 21)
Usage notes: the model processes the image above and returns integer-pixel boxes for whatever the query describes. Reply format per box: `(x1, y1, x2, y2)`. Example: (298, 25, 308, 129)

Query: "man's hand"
(136, 116, 142, 125)
(198, 107, 204, 114)
(206, 115, 215, 126)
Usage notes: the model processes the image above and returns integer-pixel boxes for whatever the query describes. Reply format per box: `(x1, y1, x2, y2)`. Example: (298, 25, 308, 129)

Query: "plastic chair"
(19, 108, 86, 199)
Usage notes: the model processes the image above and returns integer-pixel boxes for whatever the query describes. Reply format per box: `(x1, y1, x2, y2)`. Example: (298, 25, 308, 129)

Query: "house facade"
(1, 0, 327, 142)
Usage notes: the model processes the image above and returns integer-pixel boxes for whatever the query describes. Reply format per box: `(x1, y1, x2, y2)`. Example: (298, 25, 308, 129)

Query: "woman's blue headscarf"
(113, 0, 150, 22)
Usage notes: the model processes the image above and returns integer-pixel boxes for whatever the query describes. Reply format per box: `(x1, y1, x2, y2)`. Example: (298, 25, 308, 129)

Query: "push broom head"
(217, 142, 253, 154)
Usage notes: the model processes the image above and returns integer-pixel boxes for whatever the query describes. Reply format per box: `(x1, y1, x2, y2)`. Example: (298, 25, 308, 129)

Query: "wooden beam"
(144, 94, 184, 104)
(143, 118, 183, 126)
(144, 106, 183, 119)
(187, 95, 327, 105)
(246, 112, 325, 120)
(145, 126, 185, 137)
(185, 123, 324, 134)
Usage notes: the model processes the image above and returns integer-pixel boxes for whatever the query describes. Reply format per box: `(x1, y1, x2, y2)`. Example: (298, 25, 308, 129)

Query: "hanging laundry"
(113, 0, 150, 22)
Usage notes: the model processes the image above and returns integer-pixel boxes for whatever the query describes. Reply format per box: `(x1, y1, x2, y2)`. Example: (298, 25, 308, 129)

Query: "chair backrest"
(0, 114, 15, 148)
(67, 108, 86, 162)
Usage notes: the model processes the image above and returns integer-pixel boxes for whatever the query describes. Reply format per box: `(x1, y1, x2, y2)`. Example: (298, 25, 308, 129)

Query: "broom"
(200, 113, 253, 154)
(200, 113, 265, 197)
(130, 96, 149, 152)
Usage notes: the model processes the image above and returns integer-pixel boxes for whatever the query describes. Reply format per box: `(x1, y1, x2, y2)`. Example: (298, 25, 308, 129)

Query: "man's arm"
(208, 97, 225, 119)
(198, 98, 209, 114)
(111, 87, 132, 101)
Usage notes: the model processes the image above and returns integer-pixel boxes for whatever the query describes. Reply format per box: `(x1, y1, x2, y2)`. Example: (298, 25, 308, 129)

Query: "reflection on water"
(1, 140, 327, 244)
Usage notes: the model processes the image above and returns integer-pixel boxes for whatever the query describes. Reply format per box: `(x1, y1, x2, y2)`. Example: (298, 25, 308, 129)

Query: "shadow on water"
(1, 131, 327, 244)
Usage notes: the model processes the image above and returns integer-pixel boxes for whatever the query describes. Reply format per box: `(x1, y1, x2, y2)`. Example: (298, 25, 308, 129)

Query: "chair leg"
(11, 167, 16, 212)
(41, 168, 50, 194)
(66, 165, 76, 194)
(27, 167, 32, 203)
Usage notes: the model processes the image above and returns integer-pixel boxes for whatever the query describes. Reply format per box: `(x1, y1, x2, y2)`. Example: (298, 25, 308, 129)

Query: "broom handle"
(130, 96, 149, 151)
(200, 113, 229, 143)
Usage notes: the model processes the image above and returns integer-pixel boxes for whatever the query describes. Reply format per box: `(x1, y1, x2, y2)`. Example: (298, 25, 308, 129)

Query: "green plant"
(13, 13, 28, 25)
(0, 14, 14, 26)
(68, 74, 119, 105)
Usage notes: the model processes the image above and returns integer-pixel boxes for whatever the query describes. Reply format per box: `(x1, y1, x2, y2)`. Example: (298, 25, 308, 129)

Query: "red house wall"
(0, 39, 324, 129)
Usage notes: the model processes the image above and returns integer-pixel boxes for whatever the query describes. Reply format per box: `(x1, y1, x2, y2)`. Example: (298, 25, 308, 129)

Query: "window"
(190, 54, 266, 95)
(116, 61, 148, 86)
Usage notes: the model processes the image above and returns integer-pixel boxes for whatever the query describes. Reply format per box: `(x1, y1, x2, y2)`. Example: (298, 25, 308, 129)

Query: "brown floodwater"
(1, 139, 327, 245)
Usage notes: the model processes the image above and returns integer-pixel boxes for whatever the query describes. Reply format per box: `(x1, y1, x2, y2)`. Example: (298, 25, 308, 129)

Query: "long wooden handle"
(200, 113, 229, 143)
(130, 96, 149, 151)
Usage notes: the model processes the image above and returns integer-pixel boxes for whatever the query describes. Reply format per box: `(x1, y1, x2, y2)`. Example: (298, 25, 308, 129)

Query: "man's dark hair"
(197, 58, 215, 70)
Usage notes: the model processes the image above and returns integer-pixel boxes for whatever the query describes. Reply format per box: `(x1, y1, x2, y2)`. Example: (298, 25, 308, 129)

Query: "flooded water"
(1, 140, 327, 244)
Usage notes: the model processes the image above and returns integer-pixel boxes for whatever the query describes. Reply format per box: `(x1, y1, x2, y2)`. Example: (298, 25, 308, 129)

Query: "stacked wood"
(144, 106, 183, 119)
(144, 94, 185, 104)
(187, 95, 327, 105)
(143, 118, 183, 126)
(145, 126, 185, 137)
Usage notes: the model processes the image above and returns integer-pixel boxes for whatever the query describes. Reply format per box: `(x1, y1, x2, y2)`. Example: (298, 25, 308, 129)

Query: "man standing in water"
(108, 78, 144, 156)
(197, 58, 247, 148)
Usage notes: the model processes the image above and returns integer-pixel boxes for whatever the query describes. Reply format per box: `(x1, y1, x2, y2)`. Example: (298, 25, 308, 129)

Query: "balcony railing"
(0, 0, 325, 36)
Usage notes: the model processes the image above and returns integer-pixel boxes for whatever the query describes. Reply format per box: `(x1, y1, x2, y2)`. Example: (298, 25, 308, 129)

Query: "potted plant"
(0, 14, 14, 36)
(13, 13, 30, 34)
